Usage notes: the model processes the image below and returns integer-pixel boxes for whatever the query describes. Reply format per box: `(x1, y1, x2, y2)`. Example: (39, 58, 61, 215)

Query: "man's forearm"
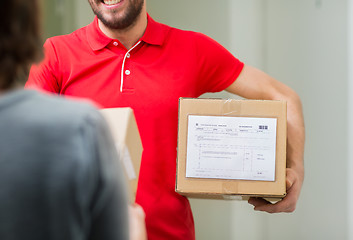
(285, 90, 305, 182)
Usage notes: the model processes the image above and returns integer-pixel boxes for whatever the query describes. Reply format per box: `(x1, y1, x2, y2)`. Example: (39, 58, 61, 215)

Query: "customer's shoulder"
(29, 91, 103, 130)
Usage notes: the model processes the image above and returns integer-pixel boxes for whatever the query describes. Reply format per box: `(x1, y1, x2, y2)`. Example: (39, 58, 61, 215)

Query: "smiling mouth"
(102, 0, 122, 5)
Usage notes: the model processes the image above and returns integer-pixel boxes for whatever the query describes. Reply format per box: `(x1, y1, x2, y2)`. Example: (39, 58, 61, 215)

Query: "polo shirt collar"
(87, 14, 168, 51)
(140, 14, 167, 46)
(87, 16, 112, 51)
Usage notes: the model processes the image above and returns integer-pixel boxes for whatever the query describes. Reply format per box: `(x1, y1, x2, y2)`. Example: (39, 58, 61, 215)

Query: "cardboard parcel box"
(176, 98, 287, 200)
(100, 108, 143, 202)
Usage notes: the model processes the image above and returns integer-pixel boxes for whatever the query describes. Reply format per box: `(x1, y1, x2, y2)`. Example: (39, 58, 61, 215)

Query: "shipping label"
(186, 115, 277, 181)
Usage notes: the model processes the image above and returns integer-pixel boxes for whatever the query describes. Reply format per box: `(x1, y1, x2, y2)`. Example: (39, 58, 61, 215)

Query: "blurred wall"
(43, 0, 76, 38)
(75, 0, 95, 28)
(43, 0, 352, 239)
(264, 1, 348, 239)
(348, 1, 353, 239)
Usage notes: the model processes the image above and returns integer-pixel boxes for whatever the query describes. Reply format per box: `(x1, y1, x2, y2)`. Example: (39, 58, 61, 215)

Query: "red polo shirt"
(26, 15, 244, 240)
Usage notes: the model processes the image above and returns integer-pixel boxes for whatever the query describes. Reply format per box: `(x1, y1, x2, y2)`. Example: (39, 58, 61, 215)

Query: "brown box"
(100, 108, 143, 202)
(176, 98, 287, 200)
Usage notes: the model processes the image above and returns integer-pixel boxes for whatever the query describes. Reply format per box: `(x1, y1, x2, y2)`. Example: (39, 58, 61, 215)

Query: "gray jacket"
(0, 90, 128, 240)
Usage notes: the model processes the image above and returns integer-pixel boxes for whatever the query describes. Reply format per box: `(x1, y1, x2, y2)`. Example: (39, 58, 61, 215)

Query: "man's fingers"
(248, 197, 272, 208)
(248, 181, 298, 213)
(248, 197, 283, 213)
(286, 168, 296, 190)
(249, 197, 295, 213)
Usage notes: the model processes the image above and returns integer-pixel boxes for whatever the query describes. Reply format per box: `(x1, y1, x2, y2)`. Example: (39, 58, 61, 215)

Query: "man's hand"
(226, 64, 305, 213)
(248, 168, 304, 213)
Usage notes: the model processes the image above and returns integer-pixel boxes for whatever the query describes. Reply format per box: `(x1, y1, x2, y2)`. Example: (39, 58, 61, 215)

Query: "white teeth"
(103, 0, 121, 5)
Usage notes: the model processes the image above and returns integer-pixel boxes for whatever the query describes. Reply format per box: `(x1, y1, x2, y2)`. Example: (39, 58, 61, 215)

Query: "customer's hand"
(129, 204, 147, 240)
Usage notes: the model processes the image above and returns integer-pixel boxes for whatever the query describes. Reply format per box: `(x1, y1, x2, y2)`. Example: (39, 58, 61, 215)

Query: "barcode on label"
(259, 125, 268, 130)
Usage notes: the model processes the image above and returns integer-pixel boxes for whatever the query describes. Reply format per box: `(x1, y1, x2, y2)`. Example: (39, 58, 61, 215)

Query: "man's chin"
(90, 0, 144, 30)
(97, 14, 131, 30)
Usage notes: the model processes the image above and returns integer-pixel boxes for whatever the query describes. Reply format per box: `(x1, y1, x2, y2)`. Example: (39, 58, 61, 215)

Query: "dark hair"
(0, 0, 43, 90)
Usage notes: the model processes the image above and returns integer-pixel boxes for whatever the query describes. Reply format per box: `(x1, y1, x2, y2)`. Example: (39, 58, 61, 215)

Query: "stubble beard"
(90, 0, 144, 30)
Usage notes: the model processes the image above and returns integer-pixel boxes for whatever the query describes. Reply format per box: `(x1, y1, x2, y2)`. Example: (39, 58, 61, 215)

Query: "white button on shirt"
(125, 70, 131, 75)
(113, 41, 119, 46)
(126, 53, 131, 58)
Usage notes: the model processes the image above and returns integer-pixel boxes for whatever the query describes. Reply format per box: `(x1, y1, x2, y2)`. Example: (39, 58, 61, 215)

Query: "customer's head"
(0, 0, 43, 90)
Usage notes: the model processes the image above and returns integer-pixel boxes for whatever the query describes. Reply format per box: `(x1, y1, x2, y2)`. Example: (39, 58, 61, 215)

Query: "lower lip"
(103, 0, 124, 9)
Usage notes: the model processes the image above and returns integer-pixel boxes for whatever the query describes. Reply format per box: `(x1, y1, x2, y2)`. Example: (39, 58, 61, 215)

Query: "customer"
(0, 1, 146, 239)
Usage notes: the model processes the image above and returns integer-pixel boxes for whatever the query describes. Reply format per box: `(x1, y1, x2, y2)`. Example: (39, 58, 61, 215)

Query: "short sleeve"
(193, 33, 244, 95)
(25, 39, 61, 93)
